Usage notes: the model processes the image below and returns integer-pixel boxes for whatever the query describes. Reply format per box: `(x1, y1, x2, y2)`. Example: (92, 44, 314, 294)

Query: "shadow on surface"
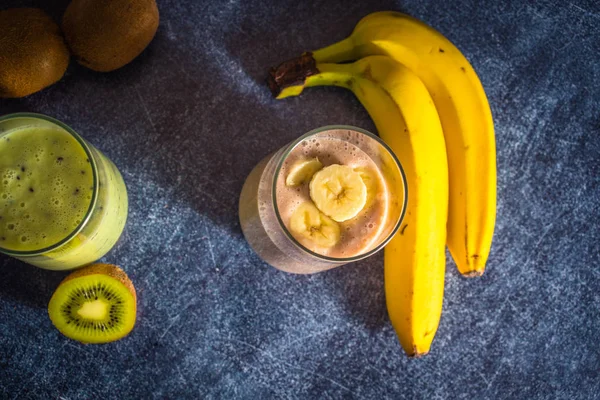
(0, 0, 402, 325)
(0, 255, 69, 309)
(1, 0, 71, 20)
(321, 254, 389, 331)
(213, 0, 402, 330)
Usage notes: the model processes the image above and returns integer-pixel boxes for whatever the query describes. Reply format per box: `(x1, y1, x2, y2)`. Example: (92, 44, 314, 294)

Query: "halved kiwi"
(48, 263, 137, 344)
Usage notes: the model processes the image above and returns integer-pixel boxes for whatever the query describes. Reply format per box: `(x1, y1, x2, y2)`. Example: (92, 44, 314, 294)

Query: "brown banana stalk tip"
(463, 270, 484, 278)
(408, 348, 428, 358)
(267, 52, 319, 97)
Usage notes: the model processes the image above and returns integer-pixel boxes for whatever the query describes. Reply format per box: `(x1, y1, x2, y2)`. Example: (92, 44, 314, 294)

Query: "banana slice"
(285, 157, 323, 186)
(354, 166, 379, 209)
(289, 202, 340, 248)
(309, 164, 367, 222)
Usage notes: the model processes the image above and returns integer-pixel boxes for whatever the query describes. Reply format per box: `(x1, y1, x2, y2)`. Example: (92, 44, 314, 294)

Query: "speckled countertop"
(1, 0, 599, 398)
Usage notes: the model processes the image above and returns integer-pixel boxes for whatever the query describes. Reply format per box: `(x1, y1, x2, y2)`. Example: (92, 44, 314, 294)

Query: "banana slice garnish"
(289, 202, 341, 248)
(354, 166, 379, 209)
(285, 157, 323, 187)
(309, 164, 367, 222)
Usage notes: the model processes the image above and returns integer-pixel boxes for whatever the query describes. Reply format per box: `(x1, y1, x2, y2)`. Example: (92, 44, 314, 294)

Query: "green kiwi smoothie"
(0, 114, 128, 270)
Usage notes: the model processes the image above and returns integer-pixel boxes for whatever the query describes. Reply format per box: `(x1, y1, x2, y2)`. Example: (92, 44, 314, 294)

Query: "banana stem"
(312, 37, 356, 63)
(305, 63, 354, 90)
(267, 54, 355, 99)
(267, 53, 318, 98)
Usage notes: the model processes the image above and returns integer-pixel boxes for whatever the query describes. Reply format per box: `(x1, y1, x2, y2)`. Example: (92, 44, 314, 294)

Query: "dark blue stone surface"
(1, 0, 599, 398)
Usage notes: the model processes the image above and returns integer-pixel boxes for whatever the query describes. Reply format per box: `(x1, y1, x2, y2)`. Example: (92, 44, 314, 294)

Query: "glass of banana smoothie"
(239, 125, 407, 274)
(0, 113, 128, 270)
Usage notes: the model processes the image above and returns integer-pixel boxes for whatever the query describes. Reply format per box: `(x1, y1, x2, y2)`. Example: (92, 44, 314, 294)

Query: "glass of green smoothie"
(0, 113, 128, 270)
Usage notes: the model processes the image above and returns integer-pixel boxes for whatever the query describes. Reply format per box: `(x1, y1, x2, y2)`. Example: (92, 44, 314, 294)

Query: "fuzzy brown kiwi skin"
(62, 0, 159, 72)
(0, 8, 70, 98)
(61, 263, 137, 309)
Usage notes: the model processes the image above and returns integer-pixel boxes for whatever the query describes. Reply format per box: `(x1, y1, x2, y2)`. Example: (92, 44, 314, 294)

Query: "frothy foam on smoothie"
(276, 132, 389, 258)
(0, 126, 94, 252)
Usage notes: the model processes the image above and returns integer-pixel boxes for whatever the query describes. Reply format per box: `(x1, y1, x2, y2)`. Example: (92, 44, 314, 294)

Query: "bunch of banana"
(267, 11, 496, 356)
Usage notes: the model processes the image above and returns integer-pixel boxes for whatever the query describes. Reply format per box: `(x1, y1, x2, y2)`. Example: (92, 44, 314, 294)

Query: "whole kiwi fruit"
(62, 0, 159, 72)
(0, 8, 70, 98)
(48, 263, 137, 344)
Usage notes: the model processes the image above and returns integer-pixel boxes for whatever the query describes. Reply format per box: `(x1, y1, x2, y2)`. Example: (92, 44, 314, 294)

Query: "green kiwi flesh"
(48, 264, 137, 344)
(62, 0, 159, 72)
(0, 8, 70, 98)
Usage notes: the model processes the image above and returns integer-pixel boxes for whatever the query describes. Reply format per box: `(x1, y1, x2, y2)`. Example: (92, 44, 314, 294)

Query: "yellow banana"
(312, 11, 496, 276)
(269, 55, 448, 356)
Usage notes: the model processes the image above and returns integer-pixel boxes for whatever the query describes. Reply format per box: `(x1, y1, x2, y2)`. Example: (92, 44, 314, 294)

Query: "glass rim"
(0, 112, 99, 256)
(271, 125, 408, 263)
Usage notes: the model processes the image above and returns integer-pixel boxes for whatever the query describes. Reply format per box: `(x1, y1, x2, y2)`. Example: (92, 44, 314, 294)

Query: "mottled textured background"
(1, 0, 599, 398)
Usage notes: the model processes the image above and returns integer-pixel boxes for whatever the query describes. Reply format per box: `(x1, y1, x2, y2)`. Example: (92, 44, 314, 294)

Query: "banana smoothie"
(239, 126, 406, 274)
(278, 135, 390, 258)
